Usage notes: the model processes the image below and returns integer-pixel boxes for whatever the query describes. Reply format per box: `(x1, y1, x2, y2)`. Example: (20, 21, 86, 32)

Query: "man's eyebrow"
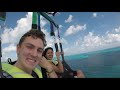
(25, 43, 34, 47)
(26, 43, 44, 50)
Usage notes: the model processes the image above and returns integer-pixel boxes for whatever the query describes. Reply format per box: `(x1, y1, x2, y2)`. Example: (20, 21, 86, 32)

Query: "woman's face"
(45, 49, 53, 60)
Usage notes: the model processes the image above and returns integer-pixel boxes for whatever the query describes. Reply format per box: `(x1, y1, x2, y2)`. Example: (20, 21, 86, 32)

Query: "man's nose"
(31, 49, 38, 57)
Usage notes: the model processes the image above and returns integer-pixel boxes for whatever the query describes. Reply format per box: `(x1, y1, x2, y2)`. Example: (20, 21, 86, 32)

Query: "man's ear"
(16, 44, 20, 54)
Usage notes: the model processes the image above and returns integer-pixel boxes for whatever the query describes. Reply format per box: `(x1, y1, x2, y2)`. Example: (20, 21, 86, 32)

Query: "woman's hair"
(42, 47, 53, 59)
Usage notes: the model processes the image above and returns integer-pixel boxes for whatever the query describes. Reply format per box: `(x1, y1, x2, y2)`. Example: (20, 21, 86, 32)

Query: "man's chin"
(26, 65, 36, 70)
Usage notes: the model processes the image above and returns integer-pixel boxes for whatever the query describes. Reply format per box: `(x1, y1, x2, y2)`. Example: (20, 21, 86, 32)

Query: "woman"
(41, 47, 64, 78)
(41, 47, 85, 78)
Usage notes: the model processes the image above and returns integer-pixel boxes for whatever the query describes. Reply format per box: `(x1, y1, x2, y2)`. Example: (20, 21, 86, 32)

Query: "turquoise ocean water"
(63, 47, 120, 78)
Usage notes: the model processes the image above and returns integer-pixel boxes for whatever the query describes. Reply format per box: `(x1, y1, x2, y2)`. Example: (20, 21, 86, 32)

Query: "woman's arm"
(51, 51, 64, 73)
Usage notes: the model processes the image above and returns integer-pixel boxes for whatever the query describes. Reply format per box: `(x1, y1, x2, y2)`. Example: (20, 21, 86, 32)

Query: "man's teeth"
(28, 59, 35, 63)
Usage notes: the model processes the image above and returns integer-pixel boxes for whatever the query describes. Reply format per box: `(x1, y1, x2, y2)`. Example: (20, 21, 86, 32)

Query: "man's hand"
(39, 56, 58, 78)
(39, 56, 53, 69)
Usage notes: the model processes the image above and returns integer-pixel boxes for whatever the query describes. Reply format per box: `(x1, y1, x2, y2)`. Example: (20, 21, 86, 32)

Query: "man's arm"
(39, 57, 58, 78)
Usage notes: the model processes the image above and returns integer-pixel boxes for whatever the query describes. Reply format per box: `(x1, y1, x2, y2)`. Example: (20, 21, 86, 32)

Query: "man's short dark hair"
(18, 29, 47, 47)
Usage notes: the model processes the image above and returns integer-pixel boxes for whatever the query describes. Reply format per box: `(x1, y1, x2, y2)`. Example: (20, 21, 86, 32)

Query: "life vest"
(2, 63, 43, 78)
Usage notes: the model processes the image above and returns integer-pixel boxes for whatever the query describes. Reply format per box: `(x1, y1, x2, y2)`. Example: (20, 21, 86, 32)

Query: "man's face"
(45, 49, 53, 60)
(17, 36, 44, 71)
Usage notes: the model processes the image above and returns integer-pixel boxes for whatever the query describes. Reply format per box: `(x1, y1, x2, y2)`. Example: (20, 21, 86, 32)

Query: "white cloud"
(59, 25, 63, 28)
(2, 12, 120, 61)
(65, 15, 73, 23)
(93, 13, 97, 18)
(60, 38, 68, 45)
(1, 12, 49, 62)
(1, 12, 49, 44)
(65, 24, 86, 36)
(64, 29, 120, 56)
(83, 32, 101, 47)
(40, 16, 48, 28)
(1, 12, 69, 60)
(2, 44, 16, 54)
(2, 44, 16, 62)
(106, 30, 109, 34)
(1, 27, 12, 44)
(1, 12, 32, 45)
(115, 26, 120, 32)
(107, 33, 120, 42)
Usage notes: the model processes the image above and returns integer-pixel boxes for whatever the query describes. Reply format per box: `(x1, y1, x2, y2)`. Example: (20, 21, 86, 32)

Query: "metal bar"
(38, 12, 59, 28)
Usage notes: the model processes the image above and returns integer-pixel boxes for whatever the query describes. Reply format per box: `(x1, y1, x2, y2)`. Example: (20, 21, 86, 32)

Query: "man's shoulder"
(1, 70, 13, 78)
(1, 62, 13, 78)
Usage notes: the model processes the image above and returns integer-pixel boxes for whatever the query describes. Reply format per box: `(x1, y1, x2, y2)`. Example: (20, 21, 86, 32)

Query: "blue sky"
(1, 12, 120, 62)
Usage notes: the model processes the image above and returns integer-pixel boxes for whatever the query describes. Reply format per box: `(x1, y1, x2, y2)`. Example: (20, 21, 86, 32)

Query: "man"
(1, 29, 57, 78)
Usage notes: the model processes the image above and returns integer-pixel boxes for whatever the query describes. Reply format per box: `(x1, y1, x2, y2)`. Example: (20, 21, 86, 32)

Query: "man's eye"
(27, 46, 33, 49)
(38, 49, 43, 53)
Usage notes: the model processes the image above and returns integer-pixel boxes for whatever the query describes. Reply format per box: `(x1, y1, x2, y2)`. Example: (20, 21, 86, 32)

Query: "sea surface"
(63, 47, 120, 78)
